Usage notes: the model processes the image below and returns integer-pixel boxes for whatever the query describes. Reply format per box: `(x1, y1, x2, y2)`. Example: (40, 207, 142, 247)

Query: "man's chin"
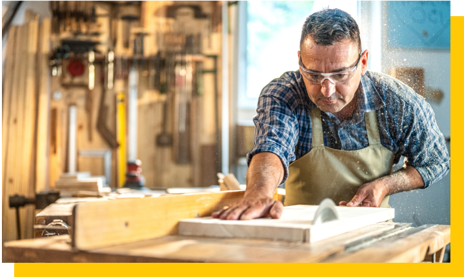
(316, 102, 343, 114)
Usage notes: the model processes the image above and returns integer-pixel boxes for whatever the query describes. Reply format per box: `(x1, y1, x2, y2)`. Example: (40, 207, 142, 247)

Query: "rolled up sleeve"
(399, 99, 450, 188)
(246, 87, 299, 185)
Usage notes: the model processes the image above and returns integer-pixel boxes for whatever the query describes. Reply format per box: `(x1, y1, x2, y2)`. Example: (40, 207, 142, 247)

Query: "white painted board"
(179, 205, 395, 243)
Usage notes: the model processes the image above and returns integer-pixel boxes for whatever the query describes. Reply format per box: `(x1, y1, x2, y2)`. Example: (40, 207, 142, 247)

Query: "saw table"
(4, 191, 450, 263)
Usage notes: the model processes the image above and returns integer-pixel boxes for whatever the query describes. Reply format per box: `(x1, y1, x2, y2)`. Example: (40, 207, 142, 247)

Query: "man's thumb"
(347, 194, 364, 207)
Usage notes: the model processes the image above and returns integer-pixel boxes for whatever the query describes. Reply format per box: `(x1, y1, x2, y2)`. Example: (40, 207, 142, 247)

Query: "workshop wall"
(2, 1, 225, 246)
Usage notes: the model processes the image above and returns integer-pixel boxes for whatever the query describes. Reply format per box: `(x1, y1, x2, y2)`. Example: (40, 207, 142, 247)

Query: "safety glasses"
(299, 51, 364, 84)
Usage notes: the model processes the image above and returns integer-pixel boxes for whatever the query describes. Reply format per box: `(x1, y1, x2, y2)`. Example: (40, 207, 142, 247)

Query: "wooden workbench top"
(4, 223, 450, 263)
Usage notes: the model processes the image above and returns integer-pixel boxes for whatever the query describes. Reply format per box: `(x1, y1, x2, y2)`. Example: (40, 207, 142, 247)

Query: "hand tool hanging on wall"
(85, 50, 96, 142)
(107, 50, 114, 90)
(68, 1, 77, 34)
(119, 2, 141, 50)
(50, 1, 60, 34)
(50, 45, 71, 77)
(84, 2, 92, 36)
(156, 99, 173, 147)
(172, 54, 191, 164)
(68, 105, 77, 174)
(96, 50, 118, 149)
(75, 1, 95, 36)
(50, 1, 99, 37)
(155, 52, 173, 147)
(127, 32, 146, 161)
(58, 1, 67, 34)
(116, 92, 126, 188)
(202, 55, 221, 173)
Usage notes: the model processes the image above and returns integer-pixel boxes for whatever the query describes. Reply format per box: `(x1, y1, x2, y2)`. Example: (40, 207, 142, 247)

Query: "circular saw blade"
(312, 198, 339, 225)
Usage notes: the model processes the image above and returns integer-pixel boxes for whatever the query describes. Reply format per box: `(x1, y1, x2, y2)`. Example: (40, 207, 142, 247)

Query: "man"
(212, 8, 450, 220)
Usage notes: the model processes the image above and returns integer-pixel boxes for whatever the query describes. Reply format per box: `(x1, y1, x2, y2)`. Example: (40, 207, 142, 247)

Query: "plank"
(35, 203, 76, 226)
(72, 190, 245, 250)
(21, 15, 40, 239)
(3, 23, 28, 242)
(2, 25, 19, 248)
(35, 18, 51, 192)
(179, 205, 395, 243)
(55, 178, 103, 191)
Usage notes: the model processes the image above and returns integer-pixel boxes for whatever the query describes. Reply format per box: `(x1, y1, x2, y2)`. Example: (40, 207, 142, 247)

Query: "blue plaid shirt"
(247, 70, 450, 188)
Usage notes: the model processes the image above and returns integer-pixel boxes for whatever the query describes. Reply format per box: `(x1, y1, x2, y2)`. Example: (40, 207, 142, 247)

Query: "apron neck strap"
(310, 109, 381, 147)
(310, 108, 324, 147)
(365, 110, 381, 145)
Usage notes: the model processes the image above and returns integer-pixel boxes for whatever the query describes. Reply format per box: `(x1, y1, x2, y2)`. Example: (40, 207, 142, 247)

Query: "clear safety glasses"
(299, 51, 364, 84)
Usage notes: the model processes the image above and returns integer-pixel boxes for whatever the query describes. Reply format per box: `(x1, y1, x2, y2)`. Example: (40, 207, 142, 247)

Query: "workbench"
(4, 191, 450, 263)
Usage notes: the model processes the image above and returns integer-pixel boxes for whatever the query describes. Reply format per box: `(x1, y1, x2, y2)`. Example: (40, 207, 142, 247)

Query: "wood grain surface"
(72, 191, 245, 250)
(4, 223, 450, 263)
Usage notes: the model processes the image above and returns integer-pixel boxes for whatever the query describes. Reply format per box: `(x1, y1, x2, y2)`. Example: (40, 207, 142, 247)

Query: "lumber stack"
(54, 172, 105, 197)
(2, 12, 51, 243)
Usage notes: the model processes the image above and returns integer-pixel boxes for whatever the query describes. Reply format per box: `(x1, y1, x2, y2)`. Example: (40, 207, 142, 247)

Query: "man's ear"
(361, 50, 369, 75)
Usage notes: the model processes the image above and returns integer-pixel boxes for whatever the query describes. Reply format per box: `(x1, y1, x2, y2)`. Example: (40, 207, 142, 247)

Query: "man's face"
(298, 36, 368, 116)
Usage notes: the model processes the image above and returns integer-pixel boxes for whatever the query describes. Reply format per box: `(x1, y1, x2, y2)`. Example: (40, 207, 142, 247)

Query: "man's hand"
(212, 192, 284, 220)
(339, 180, 388, 207)
(212, 152, 285, 220)
(339, 166, 425, 207)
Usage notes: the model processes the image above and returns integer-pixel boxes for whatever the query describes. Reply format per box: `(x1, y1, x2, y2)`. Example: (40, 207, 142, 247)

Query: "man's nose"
(320, 78, 336, 98)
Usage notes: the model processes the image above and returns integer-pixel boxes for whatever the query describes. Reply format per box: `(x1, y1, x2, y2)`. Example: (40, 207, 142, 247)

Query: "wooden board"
(4, 223, 450, 263)
(72, 190, 245, 250)
(179, 205, 395, 243)
(35, 18, 51, 192)
(0, 26, 18, 261)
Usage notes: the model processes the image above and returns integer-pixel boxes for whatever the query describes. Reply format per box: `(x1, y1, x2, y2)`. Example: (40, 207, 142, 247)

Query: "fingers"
(212, 204, 250, 220)
(212, 198, 284, 220)
(269, 200, 284, 219)
(346, 194, 366, 207)
(240, 200, 283, 220)
(211, 206, 230, 218)
(220, 204, 248, 220)
(339, 201, 348, 206)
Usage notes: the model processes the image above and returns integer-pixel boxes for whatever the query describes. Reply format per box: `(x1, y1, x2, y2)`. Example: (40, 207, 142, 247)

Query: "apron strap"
(365, 110, 381, 145)
(309, 108, 324, 147)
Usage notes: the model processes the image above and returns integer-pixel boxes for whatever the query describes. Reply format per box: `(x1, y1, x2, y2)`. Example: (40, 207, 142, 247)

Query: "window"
(238, 1, 359, 112)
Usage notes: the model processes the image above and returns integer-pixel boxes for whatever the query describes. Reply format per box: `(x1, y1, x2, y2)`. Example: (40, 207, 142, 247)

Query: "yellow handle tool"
(117, 92, 126, 188)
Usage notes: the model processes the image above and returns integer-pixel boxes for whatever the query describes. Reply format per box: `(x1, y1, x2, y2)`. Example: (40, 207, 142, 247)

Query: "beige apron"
(285, 108, 394, 208)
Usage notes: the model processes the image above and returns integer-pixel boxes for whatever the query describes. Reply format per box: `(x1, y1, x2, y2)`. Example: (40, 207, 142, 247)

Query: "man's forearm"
(245, 152, 284, 198)
(343, 165, 426, 207)
(380, 165, 425, 196)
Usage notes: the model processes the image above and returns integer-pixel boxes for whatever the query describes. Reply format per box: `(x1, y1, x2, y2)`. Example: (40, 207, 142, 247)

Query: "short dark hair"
(300, 8, 361, 52)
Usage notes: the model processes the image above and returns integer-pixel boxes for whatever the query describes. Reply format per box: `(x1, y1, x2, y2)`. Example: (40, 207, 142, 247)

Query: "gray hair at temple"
(300, 8, 362, 52)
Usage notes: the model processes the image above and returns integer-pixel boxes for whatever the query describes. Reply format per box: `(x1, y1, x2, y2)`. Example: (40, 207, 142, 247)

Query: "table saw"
(4, 191, 450, 263)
